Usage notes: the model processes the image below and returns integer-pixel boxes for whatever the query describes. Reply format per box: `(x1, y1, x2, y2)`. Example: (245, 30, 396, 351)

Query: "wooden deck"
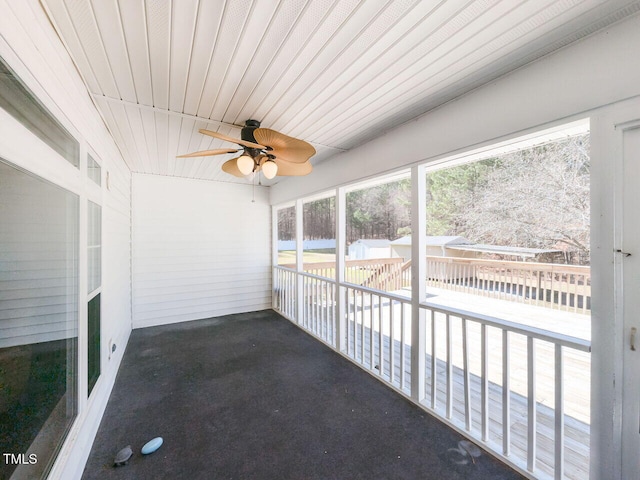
(419, 286, 590, 342)
(336, 288, 591, 480)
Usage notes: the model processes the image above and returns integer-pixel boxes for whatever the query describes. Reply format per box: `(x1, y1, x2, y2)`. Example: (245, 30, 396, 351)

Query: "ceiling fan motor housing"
(241, 119, 260, 142)
(241, 119, 263, 159)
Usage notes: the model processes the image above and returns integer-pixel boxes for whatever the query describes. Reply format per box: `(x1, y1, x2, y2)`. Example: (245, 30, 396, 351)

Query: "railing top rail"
(345, 257, 405, 266)
(426, 255, 590, 274)
(274, 265, 297, 273)
(294, 261, 336, 269)
(298, 270, 338, 283)
(420, 301, 591, 351)
(280, 257, 405, 271)
(282, 256, 590, 274)
(342, 281, 412, 303)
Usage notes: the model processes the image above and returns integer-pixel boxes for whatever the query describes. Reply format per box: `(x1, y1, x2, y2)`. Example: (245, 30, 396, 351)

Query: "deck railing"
(273, 265, 591, 480)
(425, 256, 591, 313)
(282, 256, 591, 313)
(281, 257, 408, 291)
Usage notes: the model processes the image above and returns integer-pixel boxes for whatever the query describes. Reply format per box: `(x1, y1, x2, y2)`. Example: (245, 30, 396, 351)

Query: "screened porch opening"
(274, 122, 592, 480)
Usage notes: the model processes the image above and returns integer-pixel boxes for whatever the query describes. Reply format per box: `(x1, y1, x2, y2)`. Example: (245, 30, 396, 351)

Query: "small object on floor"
(113, 445, 132, 467)
(141, 436, 163, 455)
(458, 440, 482, 461)
(446, 440, 482, 466)
(447, 447, 469, 465)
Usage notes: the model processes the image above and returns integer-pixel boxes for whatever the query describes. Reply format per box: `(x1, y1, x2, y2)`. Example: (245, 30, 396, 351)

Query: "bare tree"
(448, 135, 590, 263)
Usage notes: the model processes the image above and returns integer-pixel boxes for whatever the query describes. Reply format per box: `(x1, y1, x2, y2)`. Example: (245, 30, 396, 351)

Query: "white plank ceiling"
(42, 0, 640, 185)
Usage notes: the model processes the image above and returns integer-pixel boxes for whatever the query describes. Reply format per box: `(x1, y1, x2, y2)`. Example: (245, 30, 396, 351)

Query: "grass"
(277, 250, 336, 265)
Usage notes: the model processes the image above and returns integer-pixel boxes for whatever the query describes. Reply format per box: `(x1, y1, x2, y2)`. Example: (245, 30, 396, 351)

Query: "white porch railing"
(301, 272, 337, 346)
(344, 284, 413, 394)
(419, 302, 591, 480)
(273, 267, 297, 320)
(272, 266, 591, 480)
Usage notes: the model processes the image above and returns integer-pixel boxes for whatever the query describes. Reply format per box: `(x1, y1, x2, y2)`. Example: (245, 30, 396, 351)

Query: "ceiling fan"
(177, 119, 315, 179)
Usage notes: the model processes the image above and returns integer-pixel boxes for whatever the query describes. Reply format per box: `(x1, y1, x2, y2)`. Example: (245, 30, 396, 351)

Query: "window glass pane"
(87, 155, 101, 186)
(0, 159, 78, 480)
(424, 134, 591, 309)
(0, 59, 79, 167)
(88, 201, 101, 294)
(277, 206, 296, 267)
(345, 178, 411, 292)
(302, 197, 336, 278)
(87, 293, 100, 396)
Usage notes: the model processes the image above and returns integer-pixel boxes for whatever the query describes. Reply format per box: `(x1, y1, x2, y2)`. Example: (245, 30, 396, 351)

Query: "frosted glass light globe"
(262, 160, 278, 179)
(236, 154, 254, 175)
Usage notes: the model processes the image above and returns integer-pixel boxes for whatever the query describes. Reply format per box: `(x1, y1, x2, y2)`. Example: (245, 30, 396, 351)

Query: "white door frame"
(588, 96, 640, 480)
(619, 121, 640, 480)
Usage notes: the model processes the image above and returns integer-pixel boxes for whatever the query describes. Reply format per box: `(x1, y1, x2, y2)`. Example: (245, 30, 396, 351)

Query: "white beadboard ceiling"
(41, 0, 640, 186)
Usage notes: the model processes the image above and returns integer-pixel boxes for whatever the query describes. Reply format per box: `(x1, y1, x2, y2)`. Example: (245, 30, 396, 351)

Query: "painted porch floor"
(82, 310, 523, 480)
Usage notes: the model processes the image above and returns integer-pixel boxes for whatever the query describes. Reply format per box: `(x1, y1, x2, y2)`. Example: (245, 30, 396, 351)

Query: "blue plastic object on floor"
(141, 437, 163, 455)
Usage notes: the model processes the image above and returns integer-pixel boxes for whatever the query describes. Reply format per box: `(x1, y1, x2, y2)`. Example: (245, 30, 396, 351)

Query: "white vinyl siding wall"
(100, 161, 131, 364)
(132, 174, 271, 328)
(0, 167, 78, 348)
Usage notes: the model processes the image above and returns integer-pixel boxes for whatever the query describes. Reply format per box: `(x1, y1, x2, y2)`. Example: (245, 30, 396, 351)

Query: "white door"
(622, 125, 640, 480)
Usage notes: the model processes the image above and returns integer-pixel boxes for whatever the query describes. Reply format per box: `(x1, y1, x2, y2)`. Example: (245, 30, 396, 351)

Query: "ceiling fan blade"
(221, 157, 246, 178)
(177, 148, 238, 158)
(253, 128, 316, 164)
(199, 129, 265, 149)
(273, 158, 313, 176)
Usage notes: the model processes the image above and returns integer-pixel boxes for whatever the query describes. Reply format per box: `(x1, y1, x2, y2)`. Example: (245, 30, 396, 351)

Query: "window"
(0, 59, 79, 167)
(87, 293, 100, 396)
(424, 134, 591, 315)
(345, 176, 411, 291)
(87, 201, 102, 294)
(277, 206, 296, 267)
(87, 155, 101, 186)
(87, 201, 101, 396)
(302, 196, 336, 278)
(0, 159, 78, 480)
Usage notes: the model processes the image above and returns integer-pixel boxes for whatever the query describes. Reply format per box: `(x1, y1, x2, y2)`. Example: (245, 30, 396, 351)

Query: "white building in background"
(391, 235, 473, 260)
(391, 236, 564, 263)
(348, 239, 392, 260)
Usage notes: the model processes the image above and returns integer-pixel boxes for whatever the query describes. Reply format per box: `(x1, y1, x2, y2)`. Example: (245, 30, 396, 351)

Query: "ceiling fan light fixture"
(236, 154, 254, 175)
(181, 121, 316, 179)
(262, 159, 278, 179)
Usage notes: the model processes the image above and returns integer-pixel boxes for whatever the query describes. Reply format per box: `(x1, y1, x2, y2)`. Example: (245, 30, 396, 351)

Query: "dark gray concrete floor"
(82, 310, 524, 480)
